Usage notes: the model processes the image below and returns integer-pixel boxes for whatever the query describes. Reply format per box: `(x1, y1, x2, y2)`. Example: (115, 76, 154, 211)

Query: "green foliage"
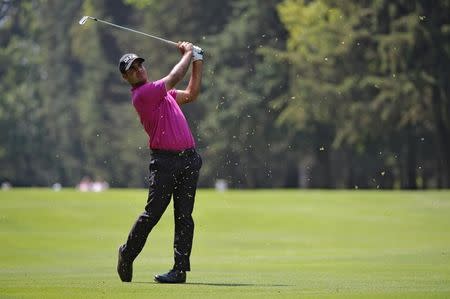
(0, 1, 48, 184)
(123, 0, 157, 9)
(277, 0, 450, 188)
(198, 0, 292, 187)
(0, 0, 448, 188)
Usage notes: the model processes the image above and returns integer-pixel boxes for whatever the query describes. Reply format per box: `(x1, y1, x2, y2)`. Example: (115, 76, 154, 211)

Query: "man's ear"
(121, 73, 128, 82)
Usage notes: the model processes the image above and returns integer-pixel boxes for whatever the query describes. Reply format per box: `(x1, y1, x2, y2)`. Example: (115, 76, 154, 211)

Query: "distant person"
(52, 182, 62, 192)
(91, 179, 109, 192)
(76, 176, 92, 192)
(1, 181, 12, 191)
(116, 41, 203, 284)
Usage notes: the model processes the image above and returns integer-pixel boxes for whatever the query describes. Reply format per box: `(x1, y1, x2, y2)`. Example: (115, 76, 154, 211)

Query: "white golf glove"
(192, 46, 204, 61)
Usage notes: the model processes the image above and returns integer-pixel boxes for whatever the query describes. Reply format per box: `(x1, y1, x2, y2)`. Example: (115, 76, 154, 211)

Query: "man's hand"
(177, 41, 193, 56)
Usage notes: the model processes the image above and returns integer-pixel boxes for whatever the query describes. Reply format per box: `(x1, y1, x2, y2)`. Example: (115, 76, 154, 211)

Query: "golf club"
(78, 16, 202, 53)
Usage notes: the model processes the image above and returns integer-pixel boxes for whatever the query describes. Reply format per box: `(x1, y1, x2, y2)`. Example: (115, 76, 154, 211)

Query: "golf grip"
(95, 18, 203, 53)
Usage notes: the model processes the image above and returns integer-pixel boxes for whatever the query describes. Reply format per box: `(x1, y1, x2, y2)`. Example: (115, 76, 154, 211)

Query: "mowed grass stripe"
(1, 189, 449, 298)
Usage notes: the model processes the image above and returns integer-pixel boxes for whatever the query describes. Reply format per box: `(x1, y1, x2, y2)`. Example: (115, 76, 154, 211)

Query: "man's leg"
(121, 190, 172, 261)
(172, 152, 202, 271)
(154, 152, 202, 283)
(118, 155, 174, 280)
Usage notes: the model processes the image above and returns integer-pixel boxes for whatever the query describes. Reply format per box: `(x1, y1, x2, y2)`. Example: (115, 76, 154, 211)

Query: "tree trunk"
(432, 86, 450, 188)
(405, 128, 418, 189)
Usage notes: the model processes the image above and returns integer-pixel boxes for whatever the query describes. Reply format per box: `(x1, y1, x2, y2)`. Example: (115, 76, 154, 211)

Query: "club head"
(78, 16, 97, 25)
(79, 16, 89, 25)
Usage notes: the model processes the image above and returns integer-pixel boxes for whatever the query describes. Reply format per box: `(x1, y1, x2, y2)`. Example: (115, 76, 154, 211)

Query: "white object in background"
(215, 179, 228, 192)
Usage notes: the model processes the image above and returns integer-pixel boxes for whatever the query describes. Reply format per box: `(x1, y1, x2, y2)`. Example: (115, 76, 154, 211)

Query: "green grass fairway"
(1, 189, 450, 298)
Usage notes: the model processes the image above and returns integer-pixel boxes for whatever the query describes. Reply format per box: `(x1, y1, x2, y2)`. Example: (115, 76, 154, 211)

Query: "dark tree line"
(1, 0, 448, 188)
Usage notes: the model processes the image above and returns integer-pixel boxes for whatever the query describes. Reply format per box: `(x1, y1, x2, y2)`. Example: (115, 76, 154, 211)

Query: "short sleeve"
(134, 79, 167, 107)
(168, 89, 177, 100)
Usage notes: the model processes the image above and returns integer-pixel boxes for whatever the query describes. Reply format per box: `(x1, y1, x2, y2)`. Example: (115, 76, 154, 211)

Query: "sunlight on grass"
(1, 189, 450, 298)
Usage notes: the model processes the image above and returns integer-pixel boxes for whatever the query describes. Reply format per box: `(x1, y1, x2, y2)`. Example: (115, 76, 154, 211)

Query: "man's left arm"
(176, 49, 203, 105)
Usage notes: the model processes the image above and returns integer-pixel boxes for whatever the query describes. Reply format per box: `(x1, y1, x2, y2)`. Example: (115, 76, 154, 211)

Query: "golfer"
(117, 41, 203, 284)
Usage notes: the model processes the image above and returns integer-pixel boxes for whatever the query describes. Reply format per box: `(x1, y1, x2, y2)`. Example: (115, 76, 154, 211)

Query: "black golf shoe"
(117, 245, 133, 282)
(154, 269, 186, 283)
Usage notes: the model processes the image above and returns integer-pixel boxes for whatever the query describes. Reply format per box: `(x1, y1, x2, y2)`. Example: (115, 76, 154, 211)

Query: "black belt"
(151, 148, 196, 157)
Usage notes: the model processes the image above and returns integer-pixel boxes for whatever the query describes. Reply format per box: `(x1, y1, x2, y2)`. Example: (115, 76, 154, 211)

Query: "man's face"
(122, 60, 148, 86)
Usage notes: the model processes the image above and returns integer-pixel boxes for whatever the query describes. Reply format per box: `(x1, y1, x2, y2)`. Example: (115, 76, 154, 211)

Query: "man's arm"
(162, 41, 193, 91)
(175, 60, 203, 105)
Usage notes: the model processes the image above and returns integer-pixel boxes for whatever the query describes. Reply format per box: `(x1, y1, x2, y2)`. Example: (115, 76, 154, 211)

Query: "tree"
(277, 0, 450, 188)
(197, 0, 291, 188)
(0, 0, 50, 185)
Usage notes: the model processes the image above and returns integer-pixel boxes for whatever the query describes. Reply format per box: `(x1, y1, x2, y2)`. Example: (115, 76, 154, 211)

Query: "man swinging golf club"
(117, 41, 203, 284)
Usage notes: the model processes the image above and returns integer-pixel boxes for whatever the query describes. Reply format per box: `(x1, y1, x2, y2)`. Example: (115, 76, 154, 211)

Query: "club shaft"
(95, 18, 177, 46)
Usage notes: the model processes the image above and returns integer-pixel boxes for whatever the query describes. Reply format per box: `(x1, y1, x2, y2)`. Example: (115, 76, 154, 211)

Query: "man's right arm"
(162, 42, 193, 91)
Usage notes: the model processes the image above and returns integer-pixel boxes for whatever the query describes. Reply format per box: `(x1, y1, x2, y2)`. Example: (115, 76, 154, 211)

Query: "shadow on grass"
(186, 282, 292, 287)
(134, 281, 292, 287)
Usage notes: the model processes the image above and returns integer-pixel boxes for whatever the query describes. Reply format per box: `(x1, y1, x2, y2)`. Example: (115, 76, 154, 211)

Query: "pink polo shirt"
(131, 79, 195, 151)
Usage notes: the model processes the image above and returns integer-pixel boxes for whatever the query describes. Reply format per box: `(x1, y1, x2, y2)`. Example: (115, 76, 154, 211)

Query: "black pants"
(121, 148, 202, 271)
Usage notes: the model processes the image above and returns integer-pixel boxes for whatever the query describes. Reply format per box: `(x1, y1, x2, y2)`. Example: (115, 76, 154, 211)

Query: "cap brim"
(125, 57, 145, 71)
